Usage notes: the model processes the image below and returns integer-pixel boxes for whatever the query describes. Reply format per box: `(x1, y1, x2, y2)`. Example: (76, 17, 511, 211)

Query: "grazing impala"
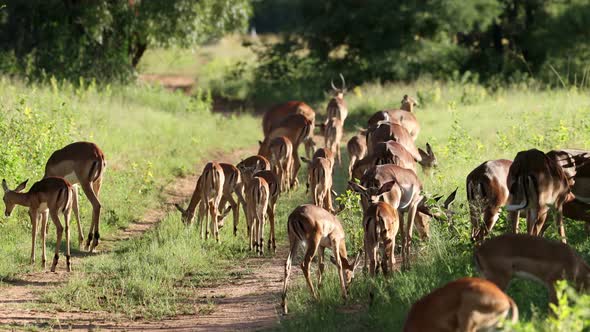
(404, 277, 518, 332)
(506, 149, 573, 242)
(326, 74, 348, 122)
(302, 157, 334, 213)
(253, 170, 280, 252)
(475, 234, 590, 303)
(363, 201, 399, 276)
(346, 133, 367, 179)
(175, 162, 225, 241)
(3, 178, 73, 272)
(375, 141, 437, 173)
(218, 163, 242, 236)
(43, 141, 106, 252)
(262, 101, 316, 159)
(268, 136, 294, 192)
(466, 159, 518, 242)
(359, 164, 425, 267)
(245, 175, 269, 255)
(324, 117, 343, 166)
(259, 113, 312, 188)
(281, 204, 361, 314)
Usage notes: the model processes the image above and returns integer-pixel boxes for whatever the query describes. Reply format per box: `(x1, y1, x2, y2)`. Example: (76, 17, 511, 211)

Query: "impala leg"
(348, 156, 356, 180)
(302, 234, 321, 300)
(64, 207, 72, 272)
(332, 239, 347, 299)
(267, 202, 276, 252)
(405, 204, 418, 268)
(555, 207, 566, 244)
(50, 211, 64, 272)
(282, 240, 299, 314)
(29, 210, 38, 265)
(533, 207, 549, 237)
(367, 240, 377, 277)
(258, 208, 265, 256)
(198, 200, 206, 239)
(385, 238, 395, 275)
(337, 142, 342, 166)
(399, 211, 407, 269)
(80, 181, 101, 252)
(317, 247, 325, 288)
(291, 150, 301, 189)
(226, 194, 239, 237)
(508, 210, 520, 233)
(71, 186, 84, 249)
(41, 211, 48, 268)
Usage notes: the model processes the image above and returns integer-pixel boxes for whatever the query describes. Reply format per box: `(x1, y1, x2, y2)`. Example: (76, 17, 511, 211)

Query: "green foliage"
(335, 189, 363, 254)
(0, 0, 252, 81)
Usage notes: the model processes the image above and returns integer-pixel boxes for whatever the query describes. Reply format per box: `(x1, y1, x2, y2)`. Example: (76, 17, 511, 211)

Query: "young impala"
(246, 175, 269, 255)
(346, 133, 367, 179)
(281, 204, 361, 314)
(43, 141, 106, 252)
(302, 156, 334, 213)
(404, 277, 518, 332)
(363, 201, 399, 276)
(3, 178, 74, 272)
(268, 136, 294, 193)
(475, 234, 590, 303)
(175, 162, 225, 241)
(324, 117, 343, 166)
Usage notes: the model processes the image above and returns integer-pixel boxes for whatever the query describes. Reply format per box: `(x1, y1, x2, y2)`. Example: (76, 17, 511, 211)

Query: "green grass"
(0, 77, 259, 281)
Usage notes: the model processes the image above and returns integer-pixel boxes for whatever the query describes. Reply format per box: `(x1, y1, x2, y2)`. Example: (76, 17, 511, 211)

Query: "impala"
(43, 141, 106, 252)
(404, 277, 518, 332)
(358, 164, 425, 267)
(302, 156, 334, 213)
(281, 204, 361, 314)
(324, 117, 343, 166)
(475, 234, 590, 303)
(366, 121, 420, 160)
(326, 73, 348, 122)
(506, 149, 573, 242)
(252, 170, 280, 252)
(363, 201, 399, 276)
(3, 178, 73, 272)
(466, 159, 518, 242)
(175, 162, 225, 241)
(346, 133, 367, 179)
(367, 95, 421, 140)
(268, 136, 294, 193)
(245, 175, 269, 255)
(218, 163, 242, 236)
(236, 154, 271, 218)
(259, 113, 312, 188)
(262, 101, 316, 159)
(376, 141, 437, 172)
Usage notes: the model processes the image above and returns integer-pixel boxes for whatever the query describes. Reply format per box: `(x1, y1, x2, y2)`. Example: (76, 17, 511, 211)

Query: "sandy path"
(0, 145, 291, 331)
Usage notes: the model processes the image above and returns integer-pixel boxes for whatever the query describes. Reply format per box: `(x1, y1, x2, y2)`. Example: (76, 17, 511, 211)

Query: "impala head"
(330, 73, 347, 98)
(400, 95, 419, 112)
(331, 250, 362, 285)
(174, 203, 191, 224)
(418, 143, 438, 170)
(2, 179, 28, 217)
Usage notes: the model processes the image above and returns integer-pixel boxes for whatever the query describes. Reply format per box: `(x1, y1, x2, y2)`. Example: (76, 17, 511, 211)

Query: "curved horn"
(339, 73, 346, 90)
(331, 79, 338, 91)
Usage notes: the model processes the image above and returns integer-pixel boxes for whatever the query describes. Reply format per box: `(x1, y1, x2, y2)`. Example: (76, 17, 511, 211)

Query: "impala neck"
(185, 187, 200, 222)
(6, 191, 31, 208)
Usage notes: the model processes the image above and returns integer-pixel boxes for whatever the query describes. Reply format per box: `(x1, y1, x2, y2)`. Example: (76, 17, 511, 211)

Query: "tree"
(0, 0, 252, 81)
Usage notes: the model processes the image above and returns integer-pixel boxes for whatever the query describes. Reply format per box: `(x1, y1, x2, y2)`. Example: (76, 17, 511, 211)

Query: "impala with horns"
(259, 113, 312, 189)
(176, 162, 225, 241)
(3, 178, 74, 272)
(281, 204, 361, 314)
(43, 141, 106, 252)
(262, 101, 316, 159)
(404, 277, 518, 332)
(302, 156, 334, 213)
(268, 136, 294, 193)
(363, 200, 399, 276)
(346, 132, 367, 179)
(475, 234, 590, 304)
(324, 117, 344, 166)
(466, 159, 518, 242)
(327, 73, 348, 122)
(506, 149, 573, 242)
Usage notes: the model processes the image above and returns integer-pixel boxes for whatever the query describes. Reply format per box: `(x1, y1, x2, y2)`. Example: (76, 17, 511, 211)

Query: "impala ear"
(444, 188, 458, 209)
(418, 148, 428, 160)
(426, 143, 434, 156)
(15, 179, 28, 192)
(2, 179, 8, 192)
(378, 181, 396, 195)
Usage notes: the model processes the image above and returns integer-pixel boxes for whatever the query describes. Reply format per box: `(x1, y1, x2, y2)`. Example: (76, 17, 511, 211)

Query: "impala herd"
(3, 75, 590, 331)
